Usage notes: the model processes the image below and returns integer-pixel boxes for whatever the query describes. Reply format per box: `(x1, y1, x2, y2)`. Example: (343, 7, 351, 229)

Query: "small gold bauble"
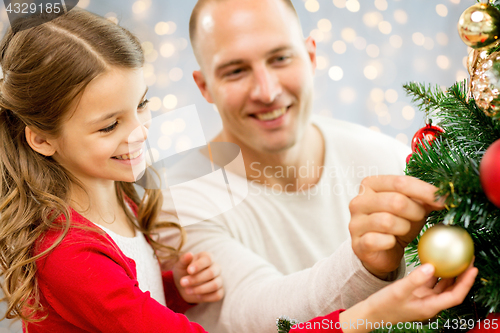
(418, 224, 474, 278)
(458, 3, 500, 49)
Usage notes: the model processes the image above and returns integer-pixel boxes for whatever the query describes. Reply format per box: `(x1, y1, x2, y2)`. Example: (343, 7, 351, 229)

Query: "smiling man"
(159, 0, 444, 332)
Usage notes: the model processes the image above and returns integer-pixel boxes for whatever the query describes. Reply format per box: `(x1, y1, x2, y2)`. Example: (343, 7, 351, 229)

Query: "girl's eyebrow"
(87, 86, 149, 126)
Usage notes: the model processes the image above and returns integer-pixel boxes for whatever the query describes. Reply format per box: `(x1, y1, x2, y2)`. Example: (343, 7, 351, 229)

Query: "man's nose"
(250, 66, 282, 104)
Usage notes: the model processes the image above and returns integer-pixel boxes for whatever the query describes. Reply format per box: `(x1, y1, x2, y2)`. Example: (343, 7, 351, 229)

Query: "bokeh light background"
(0, 0, 474, 330)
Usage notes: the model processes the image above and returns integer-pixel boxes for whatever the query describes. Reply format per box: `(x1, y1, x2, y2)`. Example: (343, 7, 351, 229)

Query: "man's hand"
(349, 175, 445, 280)
(173, 252, 224, 304)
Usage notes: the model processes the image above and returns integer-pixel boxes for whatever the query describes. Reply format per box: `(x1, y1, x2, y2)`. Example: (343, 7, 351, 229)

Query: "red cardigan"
(25, 197, 345, 332)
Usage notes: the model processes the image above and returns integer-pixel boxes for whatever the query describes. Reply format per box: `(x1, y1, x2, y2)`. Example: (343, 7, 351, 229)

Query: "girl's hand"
(339, 262, 478, 332)
(173, 252, 224, 304)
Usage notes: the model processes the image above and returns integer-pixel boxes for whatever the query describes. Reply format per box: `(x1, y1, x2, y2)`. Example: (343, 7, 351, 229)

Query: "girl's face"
(51, 67, 151, 186)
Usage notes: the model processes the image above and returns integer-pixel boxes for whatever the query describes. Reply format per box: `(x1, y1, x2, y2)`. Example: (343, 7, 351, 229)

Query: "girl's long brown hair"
(0, 9, 184, 323)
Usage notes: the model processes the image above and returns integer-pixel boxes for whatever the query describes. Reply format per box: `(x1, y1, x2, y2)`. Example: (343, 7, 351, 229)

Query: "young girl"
(0, 8, 223, 333)
(0, 8, 478, 333)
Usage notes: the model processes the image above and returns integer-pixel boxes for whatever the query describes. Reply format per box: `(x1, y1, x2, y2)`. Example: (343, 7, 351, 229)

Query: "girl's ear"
(25, 126, 57, 156)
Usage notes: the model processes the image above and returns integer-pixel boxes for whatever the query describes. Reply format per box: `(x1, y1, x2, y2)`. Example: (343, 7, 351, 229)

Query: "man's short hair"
(189, 0, 299, 57)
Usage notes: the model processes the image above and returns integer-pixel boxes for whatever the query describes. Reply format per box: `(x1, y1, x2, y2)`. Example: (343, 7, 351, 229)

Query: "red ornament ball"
(480, 139, 500, 208)
(411, 124, 445, 153)
(406, 153, 412, 164)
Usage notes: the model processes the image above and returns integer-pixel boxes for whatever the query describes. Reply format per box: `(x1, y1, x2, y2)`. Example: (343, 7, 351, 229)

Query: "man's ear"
(305, 36, 317, 74)
(193, 70, 214, 104)
(25, 126, 57, 156)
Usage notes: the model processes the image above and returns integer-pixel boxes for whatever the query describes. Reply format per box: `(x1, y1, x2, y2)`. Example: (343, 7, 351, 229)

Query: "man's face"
(194, 0, 317, 154)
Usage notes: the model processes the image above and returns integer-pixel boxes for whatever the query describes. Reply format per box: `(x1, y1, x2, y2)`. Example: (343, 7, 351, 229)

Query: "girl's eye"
(99, 121, 118, 133)
(138, 99, 150, 109)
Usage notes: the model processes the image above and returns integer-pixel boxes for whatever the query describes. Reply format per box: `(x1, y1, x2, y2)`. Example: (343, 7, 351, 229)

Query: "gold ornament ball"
(458, 3, 500, 49)
(418, 224, 474, 278)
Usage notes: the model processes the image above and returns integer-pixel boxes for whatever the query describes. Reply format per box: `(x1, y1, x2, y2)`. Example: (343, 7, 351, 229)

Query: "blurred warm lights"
(161, 121, 176, 136)
(437, 55, 450, 70)
(329, 66, 344, 81)
(450, 0, 460, 3)
(378, 21, 392, 34)
(353, 37, 367, 50)
(145, 49, 158, 63)
(346, 0, 360, 13)
(155, 22, 170, 35)
(316, 56, 329, 70)
(310, 29, 325, 42)
(412, 32, 425, 46)
(385, 89, 398, 103)
(168, 22, 177, 34)
(374, 0, 388, 11)
(393, 10, 408, 24)
(366, 44, 380, 58)
(163, 95, 178, 109)
(149, 97, 162, 111)
(332, 40, 347, 54)
(369, 126, 381, 132)
(364, 65, 378, 80)
(402, 106, 415, 120)
(305, 0, 320, 12)
(77, 0, 90, 8)
(363, 12, 383, 28)
(173, 118, 187, 133)
(333, 0, 346, 8)
(370, 88, 385, 103)
(436, 4, 448, 17)
(340, 87, 357, 104)
(160, 43, 176, 58)
(169, 68, 184, 82)
(143, 64, 155, 78)
(341, 28, 357, 43)
(132, 0, 151, 14)
(318, 19, 332, 32)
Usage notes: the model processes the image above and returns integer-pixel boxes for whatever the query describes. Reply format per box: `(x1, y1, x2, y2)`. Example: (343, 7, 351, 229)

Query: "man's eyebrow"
(215, 46, 294, 73)
(87, 87, 149, 126)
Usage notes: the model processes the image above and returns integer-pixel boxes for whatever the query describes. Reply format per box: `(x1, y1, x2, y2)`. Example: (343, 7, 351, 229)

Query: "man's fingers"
(195, 288, 225, 303)
(360, 176, 445, 209)
(356, 232, 397, 253)
(352, 213, 412, 237)
(350, 191, 428, 221)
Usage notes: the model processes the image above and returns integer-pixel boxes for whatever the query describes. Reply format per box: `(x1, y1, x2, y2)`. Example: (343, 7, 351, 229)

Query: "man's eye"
(138, 99, 150, 109)
(99, 121, 118, 133)
(224, 68, 244, 78)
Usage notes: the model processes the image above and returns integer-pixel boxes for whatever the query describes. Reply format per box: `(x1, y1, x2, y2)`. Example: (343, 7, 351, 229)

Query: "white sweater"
(159, 115, 411, 332)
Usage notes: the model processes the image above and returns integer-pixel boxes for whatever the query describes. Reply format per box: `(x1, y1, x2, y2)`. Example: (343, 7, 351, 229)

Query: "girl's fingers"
(196, 288, 225, 303)
(186, 252, 213, 275)
(423, 267, 478, 312)
(175, 252, 193, 271)
(395, 264, 436, 299)
(182, 264, 221, 287)
(188, 276, 223, 295)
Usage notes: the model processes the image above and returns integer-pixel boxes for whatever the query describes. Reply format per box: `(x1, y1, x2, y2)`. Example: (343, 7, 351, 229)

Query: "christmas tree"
(277, 1, 500, 332)
(374, 1, 500, 332)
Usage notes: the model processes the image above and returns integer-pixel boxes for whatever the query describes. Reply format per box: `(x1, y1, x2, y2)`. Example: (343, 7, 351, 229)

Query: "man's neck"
(213, 123, 325, 192)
